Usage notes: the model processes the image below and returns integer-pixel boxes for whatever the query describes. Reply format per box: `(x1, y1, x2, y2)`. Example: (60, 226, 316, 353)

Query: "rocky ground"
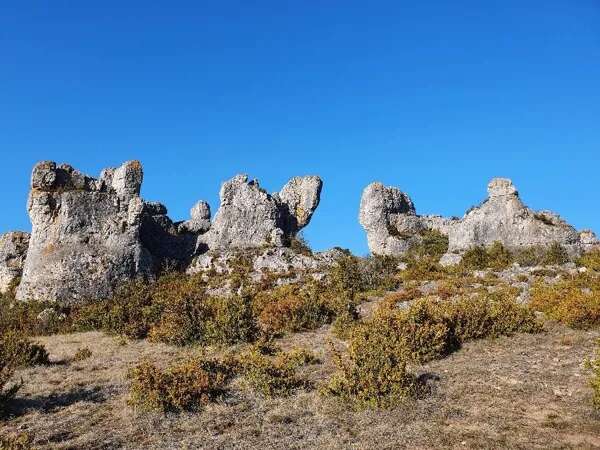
(1, 288, 599, 450)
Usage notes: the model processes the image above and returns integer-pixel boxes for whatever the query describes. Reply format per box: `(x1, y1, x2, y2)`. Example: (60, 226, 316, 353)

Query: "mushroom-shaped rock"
(359, 182, 418, 256)
(276, 175, 323, 235)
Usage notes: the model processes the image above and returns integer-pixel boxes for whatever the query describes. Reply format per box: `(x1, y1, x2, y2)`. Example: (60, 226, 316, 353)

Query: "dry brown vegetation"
(1, 249, 600, 449)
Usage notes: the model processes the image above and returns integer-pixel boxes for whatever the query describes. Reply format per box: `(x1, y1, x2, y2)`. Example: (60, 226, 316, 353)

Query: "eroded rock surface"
(0, 231, 30, 294)
(15, 161, 209, 304)
(16, 161, 154, 303)
(201, 174, 322, 250)
(11, 162, 323, 304)
(360, 177, 598, 262)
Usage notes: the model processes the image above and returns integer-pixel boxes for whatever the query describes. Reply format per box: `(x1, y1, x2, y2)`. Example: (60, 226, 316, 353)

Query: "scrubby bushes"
(530, 273, 600, 329)
(0, 331, 49, 415)
(0, 331, 49, 367)
(0, 356, 21, 416)
(590, 340, 600, 408)
(459, 241, 571, 270)
(127, 357, 232, 412)
(0, 293, 70, 337)
(325, 290, 542, 408)
(236, 346, 316, 397)
(578, 248, 600, 272)
(127, 345, 316, 412)
(74, 274, 258, 346)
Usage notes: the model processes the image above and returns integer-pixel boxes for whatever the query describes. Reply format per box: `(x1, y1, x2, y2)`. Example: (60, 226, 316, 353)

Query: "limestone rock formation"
(360, 177, 598, 262)
(11, 161, 323, 304)
(201, 174, 322, 250)
(16, 161, 154, 303)
(0, 231, 30, 294)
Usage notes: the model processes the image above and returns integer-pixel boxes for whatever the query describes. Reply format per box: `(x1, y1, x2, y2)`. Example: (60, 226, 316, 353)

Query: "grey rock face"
(11, 162, 323, 304)
(202, 174, 322, 250)
(16, 161, 155, 304)
(0, 231, 30, 294)
(275, 176, 323, 235)
(360, 177, 598, 261)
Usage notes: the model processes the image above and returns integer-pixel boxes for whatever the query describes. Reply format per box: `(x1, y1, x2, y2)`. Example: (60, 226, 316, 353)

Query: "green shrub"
(357, 255, 401, 292)
(76, 274, 257, 346)
(0, 331, 49, 367)
(0, 362, 21, 417)
(127, 357, 231, 412)
(400, 257, 448, 282)
(460, 242, 513, 270)
(542, 242, 570, 265)
(236, 346, 315, 397)
(460, 246, 489, 270)
(0, 294, 70, 337)
(513, 246, 547, 267)
(486, 241, 513, 270)
(530, 273, 600, 329)
(323, 323, 420, 409)
(324, 289, 541, 409)
(411, 229, 449, 260)
(578, 249, 600, 272)
(287, 232, 312, 256)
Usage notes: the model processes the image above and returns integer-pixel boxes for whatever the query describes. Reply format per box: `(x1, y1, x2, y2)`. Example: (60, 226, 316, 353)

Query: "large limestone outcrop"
(0, 231, 30, 294)
(16, 161, 154, 303)
(11, 162, 323, 304)
(15, 161, 208, 304)
(201, 174, 322, 250)
(360, 177, 598, 261)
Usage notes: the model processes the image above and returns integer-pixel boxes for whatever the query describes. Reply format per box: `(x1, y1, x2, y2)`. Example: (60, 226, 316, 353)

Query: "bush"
(513, 246, 547, 267)
(590, 339, 600, 409)
(236, 346, 315, 397)
(127, 357, 231, 413)
(323, 323, 420, 409)
(411, 229, 449, 260)
(530, 273, 600, 329)
(0, 432, 34, 450)
(0, 294, 70, 337)
(460, 246, 490, 270)
(324, 289, 542, 409)
(75, 274, 257, 346)
(400, 257, 448, 282)
(543, 242, 570, 266)
(0, 358, 21, 417)
(0, 331, 49, 367)
(460, 242, 513, 271)
(72, 347, 92, 362)
(578, 249, 600, 272)
(253, 282, 339, 335)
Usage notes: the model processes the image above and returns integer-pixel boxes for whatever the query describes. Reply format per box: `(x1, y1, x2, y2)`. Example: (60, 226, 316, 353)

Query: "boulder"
(0, 231, 30, 294)
(360, 177, 598, 261)
(201, 174, 322, 250)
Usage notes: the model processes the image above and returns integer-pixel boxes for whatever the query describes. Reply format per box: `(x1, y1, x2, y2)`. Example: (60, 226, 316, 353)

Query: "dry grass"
(1, 320, 598, 449)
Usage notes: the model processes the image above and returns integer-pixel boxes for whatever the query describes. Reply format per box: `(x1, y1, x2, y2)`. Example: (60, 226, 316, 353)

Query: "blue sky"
(1, 1, 599, 254)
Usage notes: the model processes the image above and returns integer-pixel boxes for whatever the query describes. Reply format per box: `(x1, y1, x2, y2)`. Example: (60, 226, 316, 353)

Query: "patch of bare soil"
(1, 323, 599, 449)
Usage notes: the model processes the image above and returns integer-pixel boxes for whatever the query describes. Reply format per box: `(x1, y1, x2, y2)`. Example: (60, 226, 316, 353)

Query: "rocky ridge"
(359, 177, 598, 264)
(2, 161, 322, 304)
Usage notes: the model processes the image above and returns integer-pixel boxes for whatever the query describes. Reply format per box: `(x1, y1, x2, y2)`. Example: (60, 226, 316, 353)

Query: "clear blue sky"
(1, 1, 599, 254)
